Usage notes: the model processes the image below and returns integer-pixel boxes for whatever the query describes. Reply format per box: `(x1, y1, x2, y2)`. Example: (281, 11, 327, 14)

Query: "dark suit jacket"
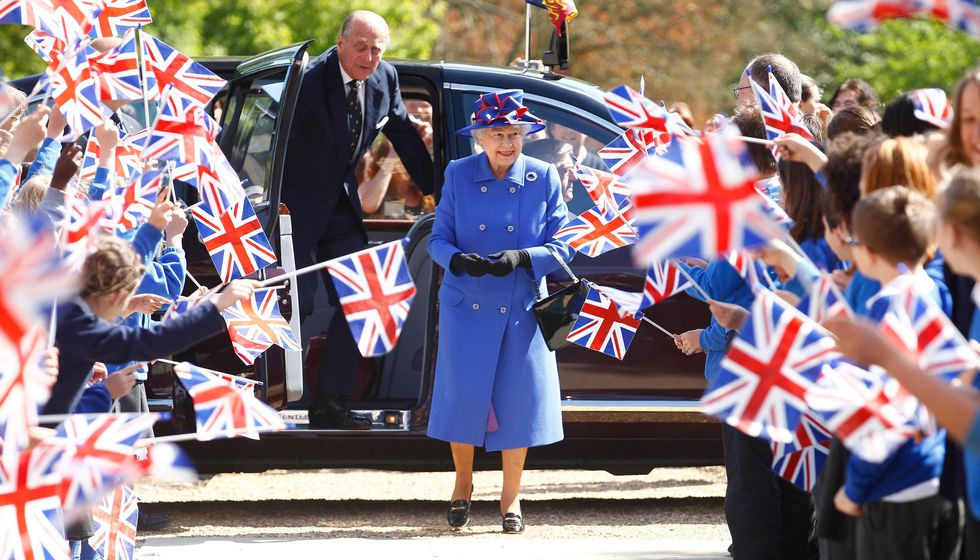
(43, 297, 226, 415)
(281, 47, 434, 239)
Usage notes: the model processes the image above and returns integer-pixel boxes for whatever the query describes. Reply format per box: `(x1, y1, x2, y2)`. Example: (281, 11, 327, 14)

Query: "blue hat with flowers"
(457, 89, 546, 137)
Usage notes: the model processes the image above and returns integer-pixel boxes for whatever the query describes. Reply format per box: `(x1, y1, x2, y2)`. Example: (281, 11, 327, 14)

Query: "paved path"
(139, 537, 730, 559)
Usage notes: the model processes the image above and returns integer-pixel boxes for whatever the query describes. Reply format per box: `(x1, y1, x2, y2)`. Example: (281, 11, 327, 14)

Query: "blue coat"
(427, 153, 573, 451)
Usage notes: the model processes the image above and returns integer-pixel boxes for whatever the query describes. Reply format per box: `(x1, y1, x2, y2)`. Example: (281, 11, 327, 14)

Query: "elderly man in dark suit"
(283, 10, 434, 429)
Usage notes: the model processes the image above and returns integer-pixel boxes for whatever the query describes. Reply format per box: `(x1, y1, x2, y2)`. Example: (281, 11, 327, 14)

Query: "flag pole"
(737, 136, 773, 146)
(136, 424, 290, 446)
(152, 358, 264, 387)
(135, 26, 153, 135)
(184, 269, 204, 290)
(37, 411, 169, 424)
(257, 259, 333, 288)
(524, 3, 531, 66)
(641, 315, 674, 337)
(671, 258, 712, 301)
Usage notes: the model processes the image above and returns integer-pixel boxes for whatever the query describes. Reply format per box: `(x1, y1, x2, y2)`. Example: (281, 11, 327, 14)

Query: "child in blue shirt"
(834, 186, 950, 560)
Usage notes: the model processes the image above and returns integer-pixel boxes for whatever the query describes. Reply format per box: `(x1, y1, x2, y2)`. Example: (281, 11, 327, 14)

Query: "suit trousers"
(721, 423, 813, 560)
(293, 191, 366, 402)
(856, 495, 952, 560)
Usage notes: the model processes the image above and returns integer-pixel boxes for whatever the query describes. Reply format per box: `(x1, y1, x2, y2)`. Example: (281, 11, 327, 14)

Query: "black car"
(13, 42, 719, 475)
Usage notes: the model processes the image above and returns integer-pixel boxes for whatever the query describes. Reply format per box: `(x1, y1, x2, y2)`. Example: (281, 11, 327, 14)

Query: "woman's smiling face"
(478, 125, 525, 172)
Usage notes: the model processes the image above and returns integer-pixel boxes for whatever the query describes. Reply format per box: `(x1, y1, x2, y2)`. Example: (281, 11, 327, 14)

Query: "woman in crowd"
(830, 78, 880, 113)
(427, 89, 573, 534)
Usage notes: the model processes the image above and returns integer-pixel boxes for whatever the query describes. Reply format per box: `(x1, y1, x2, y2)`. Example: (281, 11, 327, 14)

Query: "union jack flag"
(603, 85, 696, 136)
(604, 85, 672, 132)
(573, 163, 633, 219)
(724, 249, 771, 290)
(828, 0, 980, 37)
(639, 260, 691, 310)
(160, 295, 204, 322)
(46, 0, 100, 45)
(770, 412, 833, 492)
(63, 197, 108, 272)
(142, 106, 220, 168)
(797, 274, 852, 325)
(878, 276, 979, 382)
(554, 206, 637, 258)
(0, 326, 48, 455)
(46, 46, 111, 139)
(107, 167, 161, 234)
(89, 0, 150, 39)
(220, 289, 300, 365)
(912, 88, 953, 128)
(0, 0, 56, 33)
(591, 283, 644, 320)
(326, 240, 417, 357)
(757, 189, 795, 230)
(190, 198, 276, 283)
(598, 128, 660, 176)
(748, 70, 814, 146)
(193, 157, 246, 215)
(701, 288, 840, 443)
(0, 216, 78, 352)
(89, 484, 138, 560)
(51, 412, 157, 515)
(80, 127, 146, 182)
(88, 29, 145, 103)
(174, 362, 284, 439)
(24, 29, 62, 63)
(566, 284, 641, 360)
(806, 360, 918, 463)
(630, 127, 783, 266)
(0, 445, 69, 560)
(126, 442, 196, 483)
(142, 34, 226, 109)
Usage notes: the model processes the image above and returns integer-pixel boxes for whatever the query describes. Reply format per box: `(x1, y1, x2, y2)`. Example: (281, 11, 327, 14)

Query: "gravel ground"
(136, 467, 729, 541)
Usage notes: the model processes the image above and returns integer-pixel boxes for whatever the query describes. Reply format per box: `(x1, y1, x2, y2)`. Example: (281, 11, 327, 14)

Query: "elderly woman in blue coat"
(428, 90, 574, 534)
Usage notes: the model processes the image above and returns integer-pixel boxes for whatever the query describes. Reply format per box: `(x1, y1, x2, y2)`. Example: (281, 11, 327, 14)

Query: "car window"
(456, 93, 615, 216)
(226, 77, 286, 205)
(354, 97, 435, 222)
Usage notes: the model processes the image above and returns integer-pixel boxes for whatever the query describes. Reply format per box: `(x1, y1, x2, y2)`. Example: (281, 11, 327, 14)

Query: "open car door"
(167, 42, 310, 413)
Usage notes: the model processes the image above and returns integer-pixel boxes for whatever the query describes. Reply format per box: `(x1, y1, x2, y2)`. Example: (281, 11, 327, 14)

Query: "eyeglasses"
(732, 85, 752, 99)
(844, 236, 863, 247)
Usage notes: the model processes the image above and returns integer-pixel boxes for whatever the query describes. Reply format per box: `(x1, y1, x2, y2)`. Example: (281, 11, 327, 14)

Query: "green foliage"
(0, 0, 446, 79)
(816, 18, 980, 101)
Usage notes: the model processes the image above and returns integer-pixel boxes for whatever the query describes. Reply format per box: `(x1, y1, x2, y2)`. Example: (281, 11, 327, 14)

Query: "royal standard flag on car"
(326, 240, 417, 358)
(525, 0, 577, 34)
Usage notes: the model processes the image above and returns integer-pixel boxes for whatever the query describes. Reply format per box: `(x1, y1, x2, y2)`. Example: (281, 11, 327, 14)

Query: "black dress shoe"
(308, 400, 371, 430)
(447, 486, 473, 530)
(502, 512, 524, 534)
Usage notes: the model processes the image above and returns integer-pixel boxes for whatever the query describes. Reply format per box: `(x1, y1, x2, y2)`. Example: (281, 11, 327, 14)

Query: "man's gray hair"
(748, 53, 802, 103)
(340, 10, 390, 43)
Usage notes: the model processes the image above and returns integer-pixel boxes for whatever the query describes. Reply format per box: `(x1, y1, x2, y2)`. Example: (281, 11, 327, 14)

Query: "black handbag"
(532, 247, 588, 352)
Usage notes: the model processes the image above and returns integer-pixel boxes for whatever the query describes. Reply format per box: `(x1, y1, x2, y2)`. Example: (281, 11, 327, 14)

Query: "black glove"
(488, 250, 531, 277)
(450, 252, 492, 277)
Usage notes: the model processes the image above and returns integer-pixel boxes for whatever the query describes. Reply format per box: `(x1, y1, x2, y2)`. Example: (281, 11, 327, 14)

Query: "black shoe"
(308, 400, 371, 429)
(447, 486, 473, 530)
(502, 512, 524, 534)
(137, 512, 169, 532)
